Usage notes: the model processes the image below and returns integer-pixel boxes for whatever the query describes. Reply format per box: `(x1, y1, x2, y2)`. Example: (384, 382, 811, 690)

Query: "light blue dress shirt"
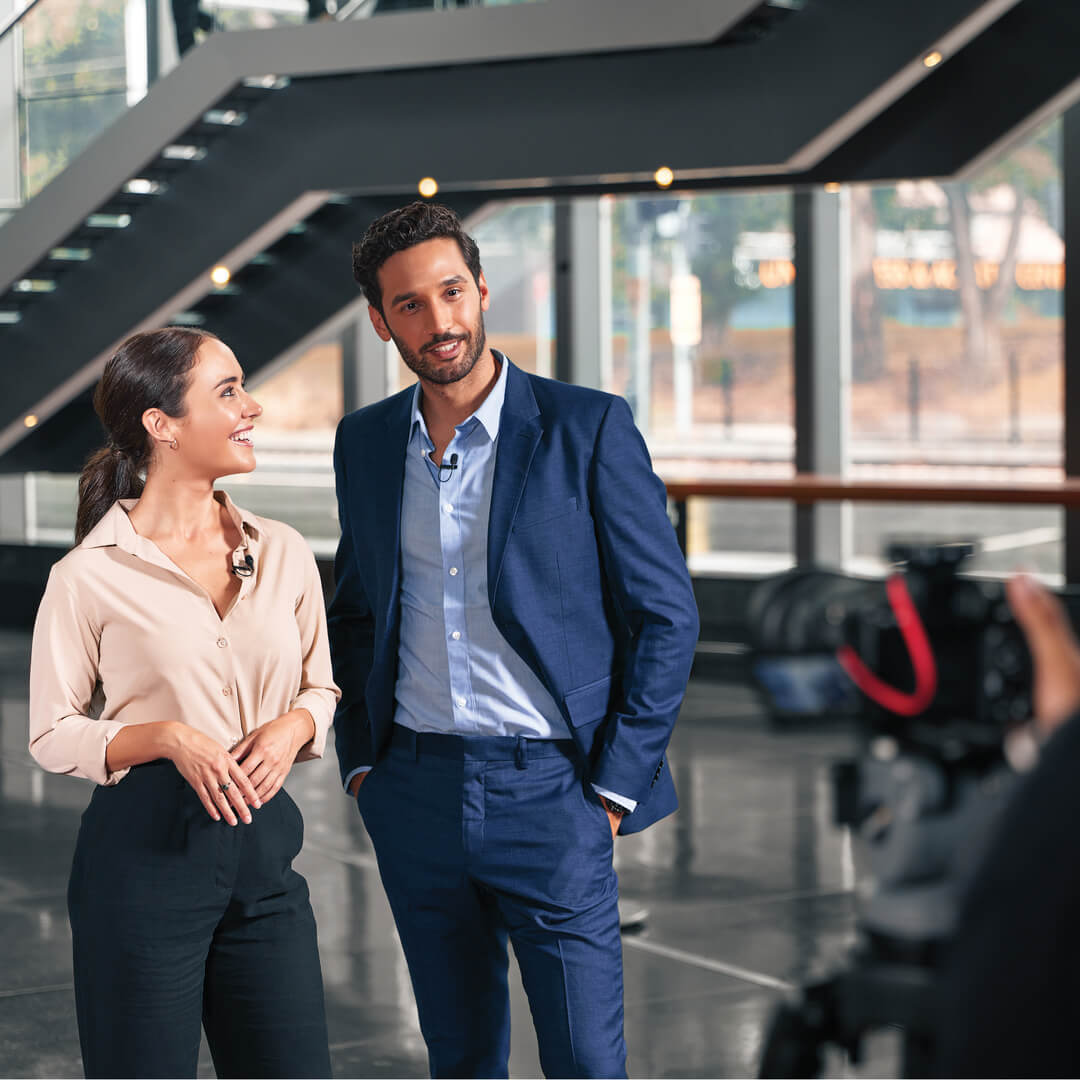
(346, 353, 633, 811)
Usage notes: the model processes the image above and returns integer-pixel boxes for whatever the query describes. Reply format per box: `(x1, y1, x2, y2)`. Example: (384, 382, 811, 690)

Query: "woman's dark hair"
(75, 327, 214, 544)
(352, 201, 482, 314)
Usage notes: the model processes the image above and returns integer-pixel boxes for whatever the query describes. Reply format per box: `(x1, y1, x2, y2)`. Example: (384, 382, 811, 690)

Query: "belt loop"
(515, 735, 527, 770)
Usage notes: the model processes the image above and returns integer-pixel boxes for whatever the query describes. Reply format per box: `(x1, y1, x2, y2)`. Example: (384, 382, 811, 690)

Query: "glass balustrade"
(0, 0, 546, 216)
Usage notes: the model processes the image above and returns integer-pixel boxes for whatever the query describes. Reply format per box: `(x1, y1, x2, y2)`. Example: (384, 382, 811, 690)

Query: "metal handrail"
(0, 0, 46, 44)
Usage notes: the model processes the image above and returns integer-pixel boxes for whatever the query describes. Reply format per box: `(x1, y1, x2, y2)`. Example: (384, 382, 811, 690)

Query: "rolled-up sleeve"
(290, 545, 340, 762)
(29, 569, 128, 786)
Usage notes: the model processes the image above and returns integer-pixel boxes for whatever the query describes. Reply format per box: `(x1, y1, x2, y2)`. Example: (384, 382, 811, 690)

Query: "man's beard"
(393, 314, 488, 386)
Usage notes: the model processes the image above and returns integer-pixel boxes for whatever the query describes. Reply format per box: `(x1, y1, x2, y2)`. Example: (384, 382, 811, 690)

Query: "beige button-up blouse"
(29, 492, 339, 786)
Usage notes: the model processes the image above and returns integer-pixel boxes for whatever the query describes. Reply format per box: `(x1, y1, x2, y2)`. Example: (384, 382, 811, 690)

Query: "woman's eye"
(222, 387, 235, 396)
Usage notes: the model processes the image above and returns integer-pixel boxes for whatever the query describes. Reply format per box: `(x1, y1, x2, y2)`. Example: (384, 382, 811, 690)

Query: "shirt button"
(449, 567, 459, 576)
(456, 697, 466, 708)
(216, 638, 228, 648)
(222, 687, 232, 697)
(444, 503, 454, 514)
(451, 631, 461, 640)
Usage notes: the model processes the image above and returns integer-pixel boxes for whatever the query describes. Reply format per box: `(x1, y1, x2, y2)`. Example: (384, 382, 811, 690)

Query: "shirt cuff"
(591, 784, 637, 813)
(289, 690, 334, 762)
(344, 765, 372, 794)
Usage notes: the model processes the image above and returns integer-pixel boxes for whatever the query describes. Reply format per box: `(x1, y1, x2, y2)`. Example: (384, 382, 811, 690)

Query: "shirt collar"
(81, 490, 261, 556)
(410, 350, 509, 447)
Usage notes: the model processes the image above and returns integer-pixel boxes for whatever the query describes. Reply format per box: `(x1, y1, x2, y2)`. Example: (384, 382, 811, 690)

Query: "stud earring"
(170, 439, 178, 451)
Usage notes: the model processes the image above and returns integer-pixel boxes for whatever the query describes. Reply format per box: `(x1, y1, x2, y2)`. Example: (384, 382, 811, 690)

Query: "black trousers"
(68, 760, 331, 1079)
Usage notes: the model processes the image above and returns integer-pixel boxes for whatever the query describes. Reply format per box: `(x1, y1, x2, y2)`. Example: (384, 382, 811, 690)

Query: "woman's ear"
(142, 408, 176, 450)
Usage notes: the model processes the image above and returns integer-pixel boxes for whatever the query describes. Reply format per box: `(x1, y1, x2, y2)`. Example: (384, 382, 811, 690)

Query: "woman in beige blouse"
(29, 327, 339, 1079)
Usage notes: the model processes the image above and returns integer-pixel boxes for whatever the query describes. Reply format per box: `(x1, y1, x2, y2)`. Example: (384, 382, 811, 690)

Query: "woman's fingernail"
(254, 799, 262, 808)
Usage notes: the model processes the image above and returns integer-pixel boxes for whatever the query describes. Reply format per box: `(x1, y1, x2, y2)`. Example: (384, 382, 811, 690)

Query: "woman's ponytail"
(72, 326, 214, 546)
(74, 447, 145, 544)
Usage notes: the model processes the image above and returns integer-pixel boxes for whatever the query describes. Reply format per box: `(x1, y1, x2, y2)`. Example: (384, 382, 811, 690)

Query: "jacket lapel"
(373, 389, 414, 618)
(488, 363, 542, 607)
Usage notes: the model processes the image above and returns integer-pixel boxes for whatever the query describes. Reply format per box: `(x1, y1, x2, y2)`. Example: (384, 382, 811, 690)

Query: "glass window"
(846, 118, 1063, 578)
(605, 191, 795, 574)
(19, 0, 132, 198)
(228, 340, 343, 554)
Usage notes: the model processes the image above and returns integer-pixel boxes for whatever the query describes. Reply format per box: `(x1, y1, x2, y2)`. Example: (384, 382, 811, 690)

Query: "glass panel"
(688, 498, 794, 576)
(5, 0, 551, 211)
(17, 0, 132, 198)
(392, 198, 554, 392)
(209, 0, 305, 33)
(606, 190, 795, 572)
(846, 117, 1063, 577)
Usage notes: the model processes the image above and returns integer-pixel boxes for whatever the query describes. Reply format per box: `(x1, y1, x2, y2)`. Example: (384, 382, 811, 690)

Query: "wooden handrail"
(663, 475, 1080, 507)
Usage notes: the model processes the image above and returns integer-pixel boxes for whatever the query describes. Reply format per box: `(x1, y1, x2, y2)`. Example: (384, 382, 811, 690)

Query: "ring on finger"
(219, 781, 231, 793)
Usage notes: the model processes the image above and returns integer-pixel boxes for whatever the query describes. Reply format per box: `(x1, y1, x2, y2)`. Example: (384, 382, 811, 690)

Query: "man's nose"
(426, 300, 454, 335)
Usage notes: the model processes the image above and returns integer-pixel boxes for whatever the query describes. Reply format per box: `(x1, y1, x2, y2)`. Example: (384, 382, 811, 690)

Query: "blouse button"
(222, 687, 233, 697)
(217, 638, 228, 648)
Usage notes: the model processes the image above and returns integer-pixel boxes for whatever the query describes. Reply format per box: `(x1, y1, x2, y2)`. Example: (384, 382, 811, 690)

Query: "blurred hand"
(605, 807, 623, 839)
(1008, 574, 1080, 737)
(348, 771, 367, 797)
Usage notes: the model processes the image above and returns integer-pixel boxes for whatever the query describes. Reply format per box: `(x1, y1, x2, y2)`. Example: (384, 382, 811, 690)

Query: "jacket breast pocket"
(513, 496, 580, 532)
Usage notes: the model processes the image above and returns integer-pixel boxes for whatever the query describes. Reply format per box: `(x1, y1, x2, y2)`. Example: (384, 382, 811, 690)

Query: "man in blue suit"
(329, 202, 699, 1079)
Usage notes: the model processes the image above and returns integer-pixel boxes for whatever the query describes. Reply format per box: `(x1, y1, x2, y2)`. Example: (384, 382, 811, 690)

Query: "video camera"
(749, 539, 1034, 753)
(750, 541, 1077, 1077)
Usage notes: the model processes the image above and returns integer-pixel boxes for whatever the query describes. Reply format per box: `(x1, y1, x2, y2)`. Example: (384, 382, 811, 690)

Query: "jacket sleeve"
(587, 395, 699, 805)
(328, 418, 377, 786)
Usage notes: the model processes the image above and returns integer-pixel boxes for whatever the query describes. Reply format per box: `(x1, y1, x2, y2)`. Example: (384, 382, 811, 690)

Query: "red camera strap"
(836, 574, 938, 717)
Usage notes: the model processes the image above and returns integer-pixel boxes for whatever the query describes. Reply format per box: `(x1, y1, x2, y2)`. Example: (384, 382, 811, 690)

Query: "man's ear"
(368, 304, 392, 343)
(477, 270, 490, 313)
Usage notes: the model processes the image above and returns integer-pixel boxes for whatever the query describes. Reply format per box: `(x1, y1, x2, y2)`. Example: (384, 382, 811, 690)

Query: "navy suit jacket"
(328, 360, 699, 834)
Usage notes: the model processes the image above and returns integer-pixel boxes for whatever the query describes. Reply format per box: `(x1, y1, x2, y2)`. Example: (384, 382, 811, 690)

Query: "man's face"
(369, 237, 490, 386)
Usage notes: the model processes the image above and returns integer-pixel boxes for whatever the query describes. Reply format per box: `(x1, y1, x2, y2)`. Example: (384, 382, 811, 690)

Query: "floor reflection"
(0, 630, 886, 1078)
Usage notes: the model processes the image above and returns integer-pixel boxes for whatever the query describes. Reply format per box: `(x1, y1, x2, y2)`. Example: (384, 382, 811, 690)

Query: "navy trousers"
(357, 725, 627, 1079)
(68, 760, 331, 1079)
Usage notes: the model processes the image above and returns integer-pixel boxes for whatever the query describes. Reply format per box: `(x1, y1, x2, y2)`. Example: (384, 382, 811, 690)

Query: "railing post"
(908, 354, 920, 442)
(1008, 348, 1021, 444)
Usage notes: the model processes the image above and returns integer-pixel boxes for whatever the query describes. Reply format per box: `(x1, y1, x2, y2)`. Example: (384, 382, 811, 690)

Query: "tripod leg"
(758, 1001, 825, 1079)
(901, 1030, 935, 1078)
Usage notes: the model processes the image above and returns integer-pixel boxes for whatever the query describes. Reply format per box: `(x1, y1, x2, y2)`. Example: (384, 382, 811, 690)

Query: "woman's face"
(167, 338, 263, 480)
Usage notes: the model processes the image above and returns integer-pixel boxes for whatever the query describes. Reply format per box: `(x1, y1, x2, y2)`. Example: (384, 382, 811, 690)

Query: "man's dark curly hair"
(352, 202, 482, 315)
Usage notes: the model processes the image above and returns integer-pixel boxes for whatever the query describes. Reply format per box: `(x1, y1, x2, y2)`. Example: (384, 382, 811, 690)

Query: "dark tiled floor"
(0, 634, 890, 1078)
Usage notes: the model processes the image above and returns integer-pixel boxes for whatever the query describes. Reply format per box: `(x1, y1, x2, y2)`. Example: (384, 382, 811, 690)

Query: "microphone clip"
(438, 452, 459, 483)
(231, 554, 254, 578)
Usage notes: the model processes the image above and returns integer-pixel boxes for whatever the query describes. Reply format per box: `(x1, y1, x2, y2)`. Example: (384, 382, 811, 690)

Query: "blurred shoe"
(618, 899, 649, 932)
